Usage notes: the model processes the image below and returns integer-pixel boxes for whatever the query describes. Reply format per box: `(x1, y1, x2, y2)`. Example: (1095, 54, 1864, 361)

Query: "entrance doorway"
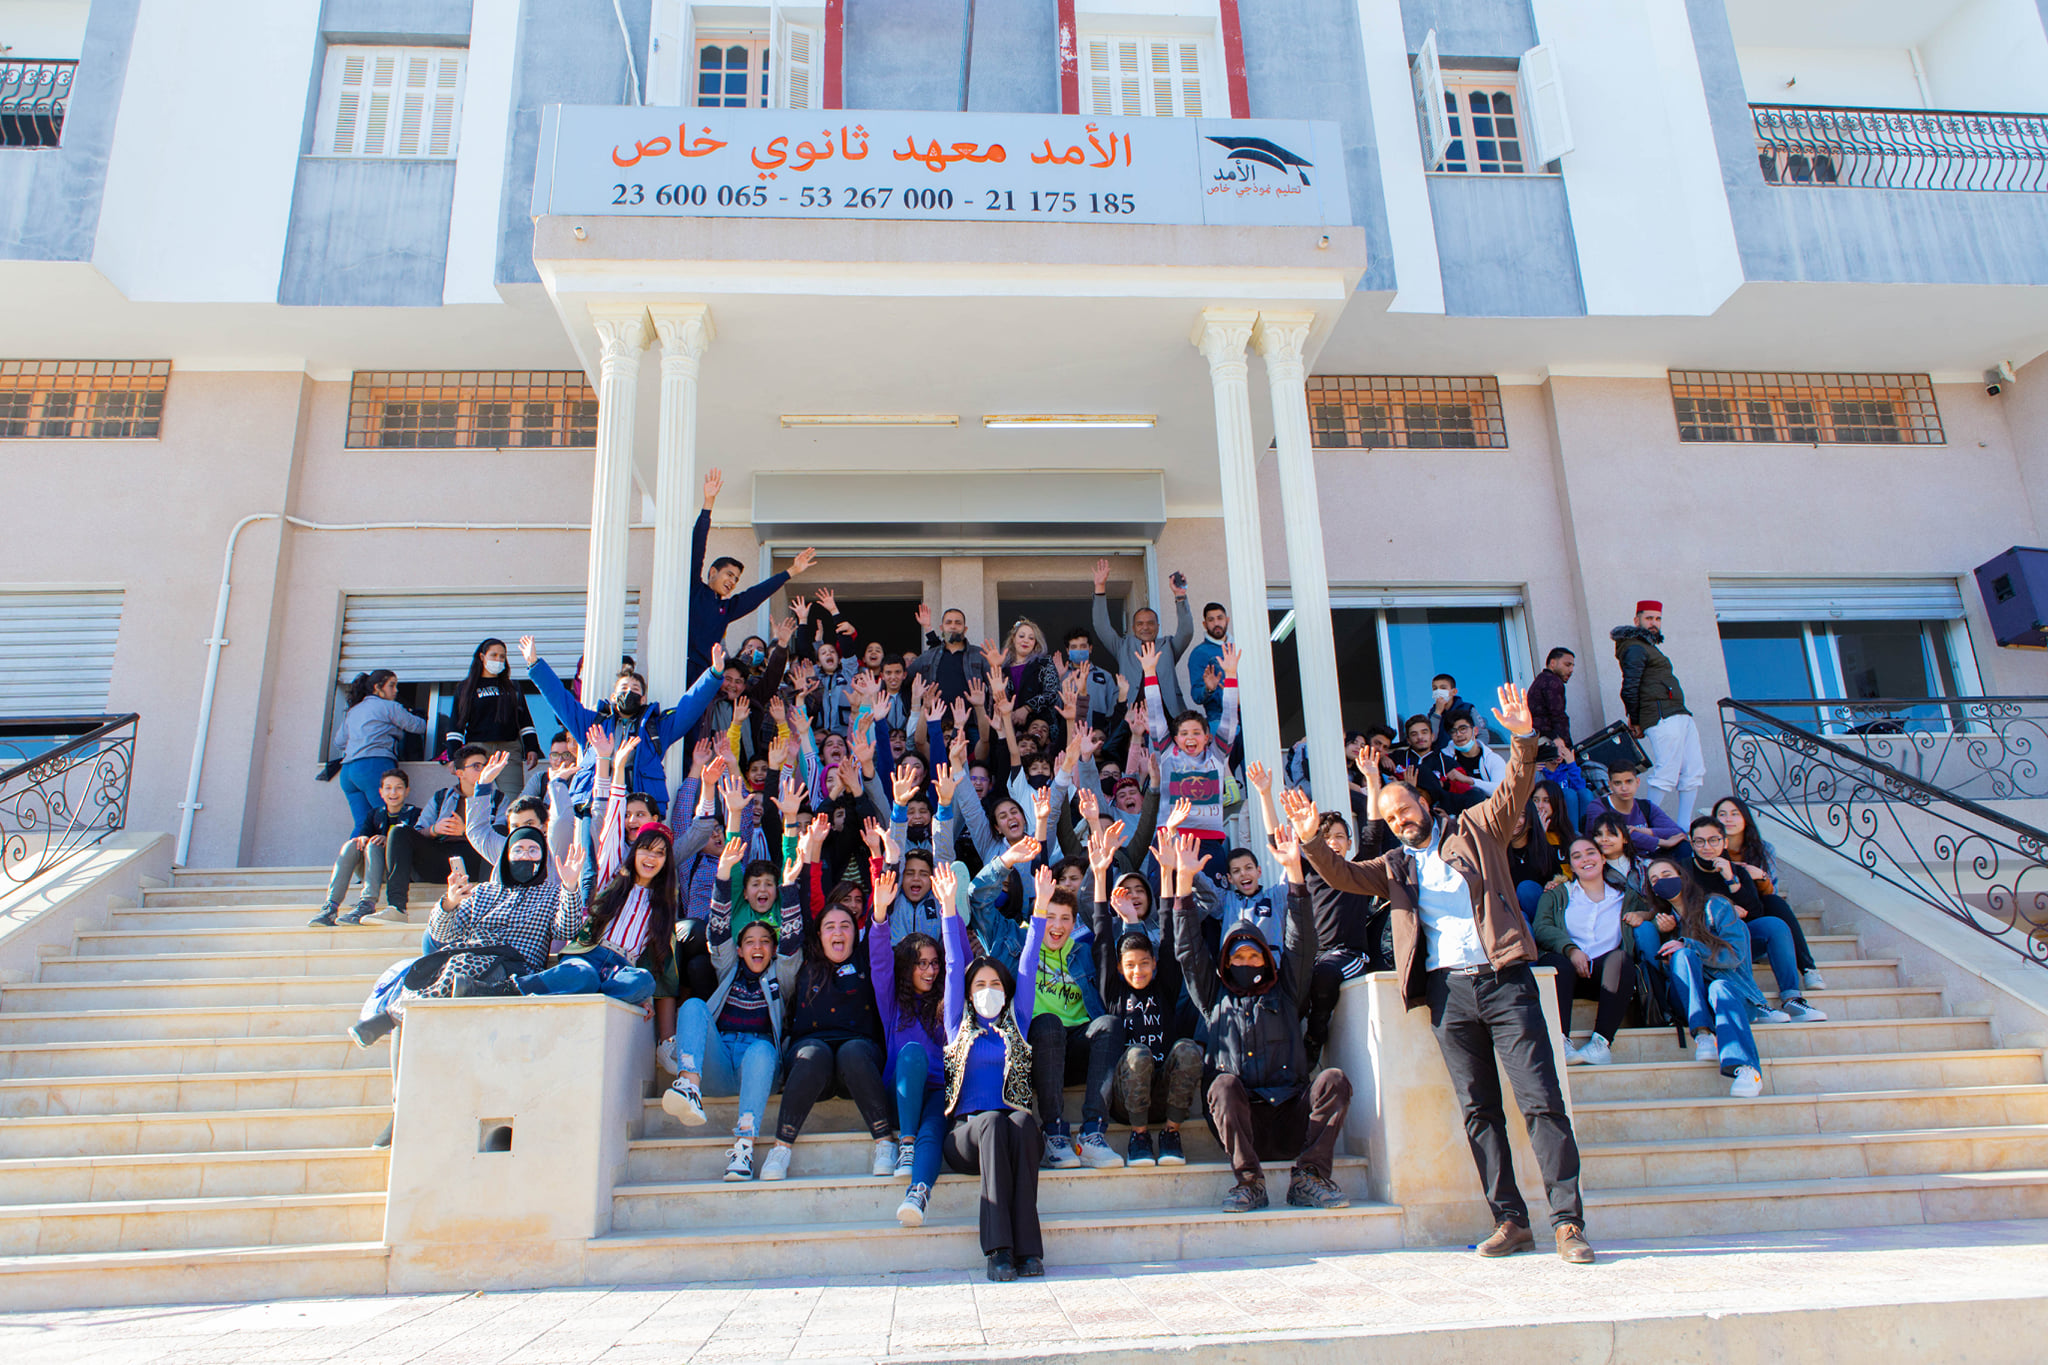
(834, 596, 924, 660)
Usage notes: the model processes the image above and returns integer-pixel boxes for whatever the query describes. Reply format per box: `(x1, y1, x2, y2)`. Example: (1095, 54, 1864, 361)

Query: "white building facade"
(7, 0, 2048, 866)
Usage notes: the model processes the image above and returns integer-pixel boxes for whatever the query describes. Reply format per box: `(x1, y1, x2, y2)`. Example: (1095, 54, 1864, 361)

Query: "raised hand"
(709, 642, 726, 673)
(931, 860, 957, 909)
(1001, 835, 1042, 868)
(478, 750, 511, 785)
(1031, 863, 1056, 915)
(891, 761, 921, 806)
(518, 634, 538, 666)
(718, 772, 747, 825)
(980, 638, 1005, 671)
(924, 692, 946, 725)
(1135, 640, 1162, 676)
(701, 467, 724, 509)
(1088, 820, 1125, 878)
(1077, 786, 1101, 824)
(1164, 796, 1192, 831)
(690, 737, 714, 774)
(614, 732, 641, 771)
(585, 723, 615, 759)
(716, 834, 747, 879)
(1281, 788, 1320, 841)
(789, 547, 819, 577)
(1492, 680, 1532, 736)
(789, 594, 810, 623)
(777, 771, 804, 819)
(1203, 662, 1222, 692)
(915, 602, 932, 632)
(769, 694, 787, 726)
(767, 734, 790, 771)
(773, 613, 798, 648)
(1092, 558, 1111, 593)
(861, 817, 886, 856)
(815, 587, 838, 616)
(1247, 761, 1272, 795)
(934, 759, 960, 807)
(732, 695, 751, 726)
(1111, 885, 1142, 923)
(1173, 831, 1202, 870)
(871, 869, 898, 921)
(1219, 641, 1240, 677)
(801, 813, 830, 864)
(1271, 820, 1304, 881)
(1032, 784, 1053, 827)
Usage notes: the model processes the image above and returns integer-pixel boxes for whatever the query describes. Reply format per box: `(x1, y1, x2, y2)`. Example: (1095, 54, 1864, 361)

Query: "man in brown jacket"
(1285, 681, 1593, 1264)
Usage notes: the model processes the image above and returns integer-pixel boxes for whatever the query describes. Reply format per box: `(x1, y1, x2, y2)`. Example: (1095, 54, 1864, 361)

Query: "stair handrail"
(1719, 697, 2048, 969)
(0, 713, 140, 889)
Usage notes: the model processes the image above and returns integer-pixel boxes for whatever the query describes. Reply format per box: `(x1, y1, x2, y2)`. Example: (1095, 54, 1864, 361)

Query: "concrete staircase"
(0, 866, 393, 1308)
(1567, 907, 2048, 1237)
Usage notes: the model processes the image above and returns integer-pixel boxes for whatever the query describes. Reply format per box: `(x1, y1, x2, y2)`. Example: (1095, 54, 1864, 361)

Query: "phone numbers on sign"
(609, 183, 1139, 215)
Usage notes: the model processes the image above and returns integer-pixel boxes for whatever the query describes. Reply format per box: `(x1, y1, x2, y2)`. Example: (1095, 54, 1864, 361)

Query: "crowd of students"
(318, 473, 1814, 1278)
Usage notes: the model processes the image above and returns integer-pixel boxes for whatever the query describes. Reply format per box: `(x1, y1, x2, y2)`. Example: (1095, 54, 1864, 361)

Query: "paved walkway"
(6, 1221, 2046, 1364)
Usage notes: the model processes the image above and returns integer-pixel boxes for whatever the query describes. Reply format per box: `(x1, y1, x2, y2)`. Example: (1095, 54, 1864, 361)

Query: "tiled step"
(1572, 1015, 1996, 1063)
(587, 1200, 1404, 1284)
(0, 1241, 389, 1312)
(1568, 1048, 2046, 1103)
(0, 1034, 380, 1080)
(626, 1123, 1228, 1183)
(40, 948, 403, 983)
(612, 1156, 1369, 1231)
(1759, 958, 1900, 989)
(170, 867, 329, 889)
(0, 1190, 386, 1256)
(1803, 933, 1863, 962)
(142, 886, 340, 908)
(0, 1105, 391, 1159)
(640, 1088, 1133, 1140)
(0, 975, 379, 1011)
(1582, 1124, 2048, 1188)
(1583, 1168, 2048, 1239)
(1573, 1083, 2048, 1144)
(110, 905, 422, 932)
(1568, 985, 1945, 1031)
(0, 1146, 388, 1205)
(0, 1003, 361, 1046)
(0, 1068, 390, 1119)
(74, 925, 421, 956)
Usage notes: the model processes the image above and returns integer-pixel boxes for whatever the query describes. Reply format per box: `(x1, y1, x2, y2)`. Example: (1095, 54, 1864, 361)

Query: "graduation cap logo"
(1205, 136, 1313, 186)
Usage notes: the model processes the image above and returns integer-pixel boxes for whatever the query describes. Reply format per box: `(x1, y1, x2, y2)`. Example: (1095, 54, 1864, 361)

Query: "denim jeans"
(1515, 880, 1544, 921)
(1664, 945, 1760, 1074)
(338, 757, 397, 832)
(516, 944, 656, 1004)
(675, 996, 778, 1137)
(576, 814, 599, 905)
(1745, 913, 1804, 1002)
(892, 1040, 947, 1188)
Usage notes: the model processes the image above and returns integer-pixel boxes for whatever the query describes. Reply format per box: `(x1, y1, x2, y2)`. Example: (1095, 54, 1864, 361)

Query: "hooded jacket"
(1612, 625, 1689, 728)
(1173, 883, 1316, 1104)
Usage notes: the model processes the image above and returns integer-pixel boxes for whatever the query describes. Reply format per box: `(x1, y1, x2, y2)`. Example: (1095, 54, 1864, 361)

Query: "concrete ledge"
(0, 833, 169, 987)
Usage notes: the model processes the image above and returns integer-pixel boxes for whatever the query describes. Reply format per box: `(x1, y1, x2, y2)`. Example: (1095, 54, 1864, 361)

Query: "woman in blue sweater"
(941, 863, 1049, 1281)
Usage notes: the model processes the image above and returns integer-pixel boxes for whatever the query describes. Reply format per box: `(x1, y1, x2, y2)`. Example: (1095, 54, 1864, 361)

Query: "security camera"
(1988, 360, 2017, 396)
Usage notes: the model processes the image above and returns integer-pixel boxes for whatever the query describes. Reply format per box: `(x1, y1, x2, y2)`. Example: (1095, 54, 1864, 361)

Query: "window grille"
(1307, 376, 1508, 450)
(0, 361, 169, 439)
(1669, 372, 1943, 444)
(346, 373, 600, 449)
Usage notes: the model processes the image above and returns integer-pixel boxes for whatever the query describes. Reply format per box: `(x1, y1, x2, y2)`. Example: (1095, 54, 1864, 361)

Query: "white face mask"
(1432, 687, 1452, 704)
(483, 658, 506, 676)
(972, 987, 1006, 1020)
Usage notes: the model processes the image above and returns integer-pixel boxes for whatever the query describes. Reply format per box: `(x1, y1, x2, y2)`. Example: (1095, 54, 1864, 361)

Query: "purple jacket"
(1528, 669, 1571, 746)
(870, 918, 945, 1087)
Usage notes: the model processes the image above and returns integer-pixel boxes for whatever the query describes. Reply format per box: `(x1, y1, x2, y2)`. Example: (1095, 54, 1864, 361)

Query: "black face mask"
(1224, 961, 1270, 994)
(612, 692, 644, 718)
(1651, 875, 1685, 901)
(501, 830, 549, 886)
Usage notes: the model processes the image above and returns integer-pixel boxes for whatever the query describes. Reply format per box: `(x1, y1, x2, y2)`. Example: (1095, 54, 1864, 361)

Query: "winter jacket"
(1094, 592, 1196, 717)
(1612, 625, 1689, 728)
(1533, 881, 1650, 959)
(1527, 669, 1572, 746)
(528, 655, 722, 817)
(1175, 885, 1317, 1104)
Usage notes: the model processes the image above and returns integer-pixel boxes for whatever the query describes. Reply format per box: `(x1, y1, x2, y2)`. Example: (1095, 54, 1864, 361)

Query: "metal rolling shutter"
(0, 588, 125, 715)
(1710, 578, 1966, 622)
(336, 589, 642, 682)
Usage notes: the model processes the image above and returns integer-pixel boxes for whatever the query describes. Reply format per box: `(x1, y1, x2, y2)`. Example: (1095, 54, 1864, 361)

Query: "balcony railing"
(1752, 102, 2048, 191)
(0, 59, 75, 148)
(0, 714, 137, 889)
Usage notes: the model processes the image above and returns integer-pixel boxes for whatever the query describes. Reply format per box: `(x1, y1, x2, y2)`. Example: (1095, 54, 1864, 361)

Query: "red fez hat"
(1635, 600, 1662, 615)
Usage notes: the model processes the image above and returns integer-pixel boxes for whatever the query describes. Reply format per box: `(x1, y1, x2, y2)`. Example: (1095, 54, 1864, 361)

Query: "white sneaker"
(1729, 1065, 1764, 1099)
(367, 906, 409, 924)
(1562, 1038, 1586, 1065)
(759, 1143, 792, 1181)
(661, 1076, 706, 1126)
(724, 1138, 754, 1181)
(1694, 1033, 1718, 1063)
(654, 1036, 681, 1075)
(1075, 1125, 1125, 1169)
(1802, 968, 1828, 992)
(1753, 1006, 1792, 1024)
(897, 1181, 930, 1228)
(1575, 1034, 1614, 1066)
(1781, 998, 1828, 1023)
(871, 1138, 899, 1178)
(893, 1139, 917, 1180)
(1042, 1131, 1081, 1169)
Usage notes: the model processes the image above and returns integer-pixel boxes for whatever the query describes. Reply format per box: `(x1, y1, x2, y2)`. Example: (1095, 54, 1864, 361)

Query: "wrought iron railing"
(0, 714, 137, 889)
(1730, 696, 2048, 804)
(1751, 102, 2048, 191)
(0, 59, 75, 148)
(1720, 698, 2048, 969)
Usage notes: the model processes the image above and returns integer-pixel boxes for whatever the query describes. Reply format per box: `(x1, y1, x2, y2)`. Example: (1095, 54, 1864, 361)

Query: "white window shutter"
(649, 0, 688, 105)
(1412, 29, 1449, 170)
(1084, 36, 1113, 116)
(781, 23, 820, 110)
(425, 52, 465, 157)
(316, 46, 465, 158)
(1174, 40, 1204, 118)
(324, 49, 368, 155)
(1518, 44, 1573, 163)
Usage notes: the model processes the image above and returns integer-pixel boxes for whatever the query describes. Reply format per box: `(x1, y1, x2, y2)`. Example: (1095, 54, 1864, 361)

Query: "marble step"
(613, 1156, 1371, 1231)
(1567, 984, 1945, 1031)
(0, 1190, 386, 1256)
(1571, 1015, 1995, 1063)
(1567, 1048, 2046, 1103)
(1743, 958, 1900, 990)
(640, 1087, 1135, 1140)
(0, 1240, 389, 1312)
(627, 1122, 1227, 1183)
(0, 1105, 391, 1159)
(41, 948, 404, 984)
(1581, 1123, 2048, 1188)
(1802, 933, 1864, 962)
(170, 867, 329, 889)
(0, 1068, 390, 1119)
(110, 905, 423, 931)
(586, 1199, 1405, 1285)
(0, 1146, 388, 1205)
(0, 1003, 362, 1046)
(1, 975, 380, 1011)
(1573, 1082, 2048, 1144)
(1582, 1168, 2048, 1239)
(143, 886, 342, 908)
(0, 1034, 381, 1080)
(74, 925, 421, 956)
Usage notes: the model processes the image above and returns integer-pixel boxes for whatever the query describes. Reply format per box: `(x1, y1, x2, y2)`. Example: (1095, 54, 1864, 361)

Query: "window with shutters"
(1412, 34, 1571, 174)
(1669, 372, 1943, 445)
(1081, 32, 1214, 118)
(346, 373, 600, 449)
(0, 361, 169, 439)
(675, 8, 819, 111)
(1439, 78, 1524, 174)
(314, 45, 467, 159)
(695, 30, 770, 108)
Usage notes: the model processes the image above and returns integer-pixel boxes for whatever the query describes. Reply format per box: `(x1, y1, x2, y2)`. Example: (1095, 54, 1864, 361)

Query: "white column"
(1256, 311, 1351, 825)
(580, 309, 650, 708)
(646, 305, 715, 708)
(1192, 308, 1284, 800)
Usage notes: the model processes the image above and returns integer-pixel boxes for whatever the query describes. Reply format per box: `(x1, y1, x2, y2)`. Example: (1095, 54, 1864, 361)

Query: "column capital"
(1191, 307, 1258, 372)
(650, 304, 716, 365)
(589, 308, 652, 375)
(1252, 312, 1315, 375)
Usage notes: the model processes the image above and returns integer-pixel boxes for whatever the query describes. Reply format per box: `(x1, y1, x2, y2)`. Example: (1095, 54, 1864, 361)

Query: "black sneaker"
(1156, 1128, 1185, 1166)
(308, 906, 339, 927)
(348, 1015, 396, 1048)
(1125, 1130, 1156, 1167)
(1221, 1179, 1268, 1213)
(336, 905, 373, 925)
(986, 1250, 1017, 1282)
(1016, 1255, 1044, 1278)
(1286, 1166, 1351, 1209)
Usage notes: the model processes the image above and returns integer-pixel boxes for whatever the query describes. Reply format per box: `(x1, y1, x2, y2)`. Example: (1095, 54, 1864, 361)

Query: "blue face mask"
(1068, 648, 1090, 665)
(745, 649, 765, 666)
